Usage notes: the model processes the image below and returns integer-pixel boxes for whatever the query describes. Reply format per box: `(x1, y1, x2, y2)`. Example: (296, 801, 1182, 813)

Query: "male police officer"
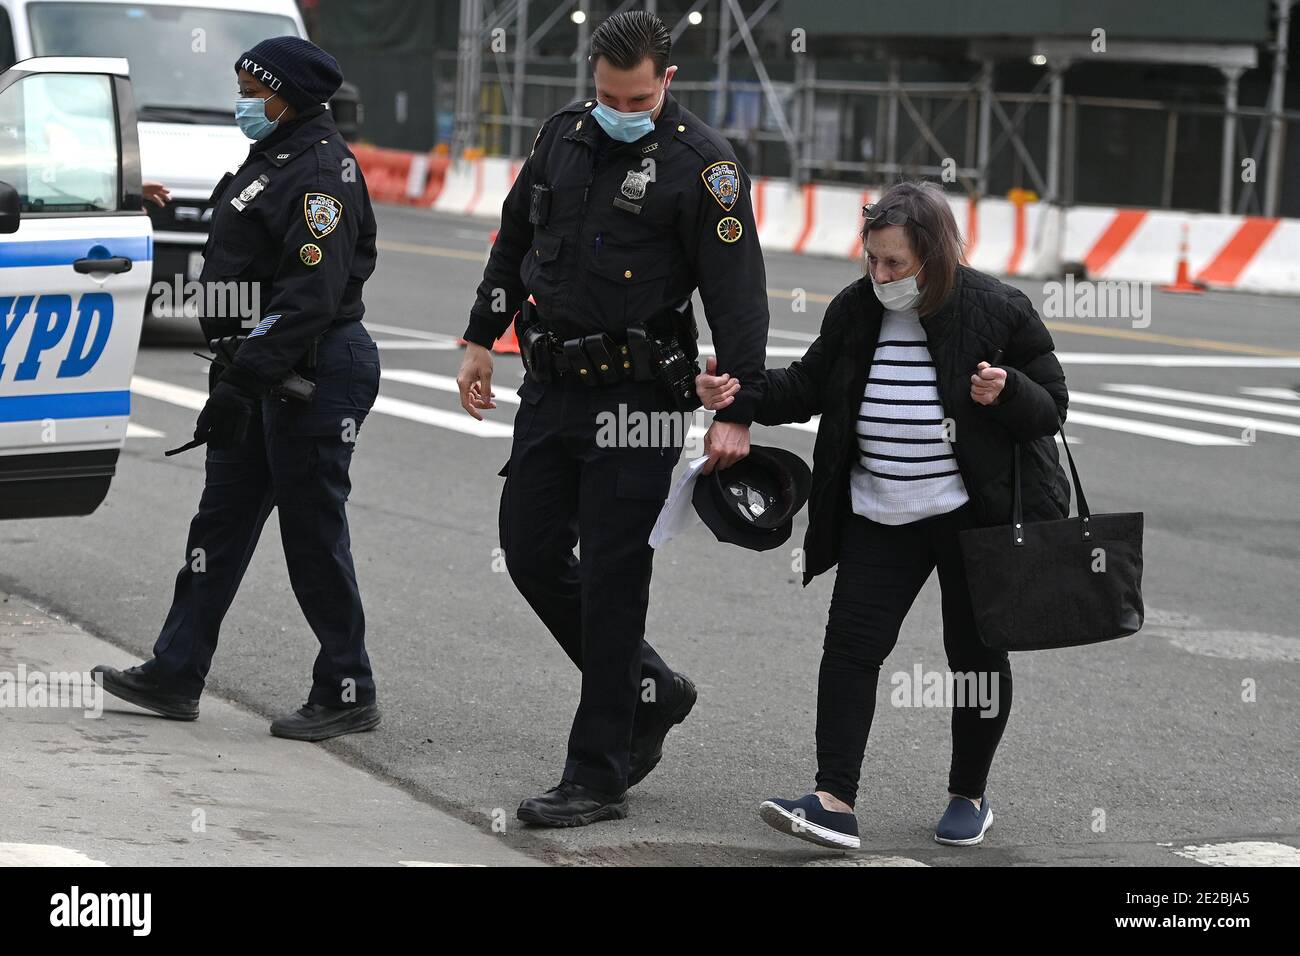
(457, 11, 769, 826)
(94, 37, 383, 741)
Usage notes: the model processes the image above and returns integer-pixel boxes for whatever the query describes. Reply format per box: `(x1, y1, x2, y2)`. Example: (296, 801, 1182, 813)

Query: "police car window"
(0, 72, 119, 212)
(27, 3, 297, 119)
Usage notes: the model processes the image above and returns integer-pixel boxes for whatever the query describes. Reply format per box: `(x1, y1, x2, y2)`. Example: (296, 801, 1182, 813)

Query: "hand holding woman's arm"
(696, 356, 741, 411)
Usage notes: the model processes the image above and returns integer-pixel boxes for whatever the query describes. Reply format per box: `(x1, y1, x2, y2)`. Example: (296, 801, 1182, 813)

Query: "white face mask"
(871, 260, 926, 311)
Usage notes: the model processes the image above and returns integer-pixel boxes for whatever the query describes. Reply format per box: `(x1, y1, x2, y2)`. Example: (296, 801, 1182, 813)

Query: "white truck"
(0, 0, 311, 323)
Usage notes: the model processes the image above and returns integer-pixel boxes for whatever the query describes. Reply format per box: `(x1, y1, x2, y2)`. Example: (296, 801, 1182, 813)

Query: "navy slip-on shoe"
(934, 795, 993, 846)
(759, 794, 861, 850)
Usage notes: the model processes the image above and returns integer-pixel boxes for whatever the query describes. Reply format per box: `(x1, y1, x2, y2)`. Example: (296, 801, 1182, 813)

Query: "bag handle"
(1012, 417, 1091, 546)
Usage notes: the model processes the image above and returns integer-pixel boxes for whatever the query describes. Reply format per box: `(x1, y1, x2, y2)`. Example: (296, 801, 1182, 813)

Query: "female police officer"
(93, 37, 382, 742)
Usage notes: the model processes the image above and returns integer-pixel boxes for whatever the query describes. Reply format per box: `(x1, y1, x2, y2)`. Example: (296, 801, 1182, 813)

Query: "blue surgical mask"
(235, 94, 285, 141)
(591, 85, 665, 143)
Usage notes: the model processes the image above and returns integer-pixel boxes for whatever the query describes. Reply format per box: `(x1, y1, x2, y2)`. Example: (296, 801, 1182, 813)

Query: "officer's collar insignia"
(717, 216, 743, 243)
(299, 243, 323, 266)
(702, 161, 740, 212)
(641, 141, 659, 154)
(304, 192, 343, 239)
(621, 169, 651, 200)
(230, 174, 269, 211)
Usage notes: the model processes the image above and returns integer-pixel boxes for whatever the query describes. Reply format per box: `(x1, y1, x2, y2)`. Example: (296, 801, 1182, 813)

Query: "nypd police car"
(0, 56, 150, 518)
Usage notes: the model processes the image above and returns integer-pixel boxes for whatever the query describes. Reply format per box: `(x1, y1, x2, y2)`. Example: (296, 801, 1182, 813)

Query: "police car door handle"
(73, 256, 133, 275)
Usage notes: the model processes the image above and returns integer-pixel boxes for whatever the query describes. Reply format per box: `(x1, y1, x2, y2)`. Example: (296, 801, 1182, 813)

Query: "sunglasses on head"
(863, 203, 931, 235)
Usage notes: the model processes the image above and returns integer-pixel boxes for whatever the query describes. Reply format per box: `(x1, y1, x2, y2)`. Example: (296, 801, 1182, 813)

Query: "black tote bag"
(958, 421, 1144, 651)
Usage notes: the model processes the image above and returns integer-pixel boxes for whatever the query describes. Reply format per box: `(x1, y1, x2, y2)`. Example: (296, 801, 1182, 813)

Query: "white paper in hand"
(649, 455, 710, 549)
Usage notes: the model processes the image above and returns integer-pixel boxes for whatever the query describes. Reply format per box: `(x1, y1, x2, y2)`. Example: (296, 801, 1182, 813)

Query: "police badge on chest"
(230, 174, 270, 211)
(615, 169, 650, 214)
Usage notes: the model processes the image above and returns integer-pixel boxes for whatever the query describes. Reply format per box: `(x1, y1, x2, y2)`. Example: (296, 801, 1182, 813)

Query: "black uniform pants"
(144, 323, 379, 707)
(499, 372, 685, 795)
(814, 504, 1013, 806)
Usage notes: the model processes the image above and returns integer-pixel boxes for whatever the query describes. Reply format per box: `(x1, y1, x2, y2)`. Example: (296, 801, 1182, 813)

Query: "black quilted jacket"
(755, 266, 1071, 586)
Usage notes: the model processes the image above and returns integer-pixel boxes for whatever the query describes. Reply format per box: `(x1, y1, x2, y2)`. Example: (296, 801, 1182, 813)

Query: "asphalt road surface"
(3, 204, 1298, 866)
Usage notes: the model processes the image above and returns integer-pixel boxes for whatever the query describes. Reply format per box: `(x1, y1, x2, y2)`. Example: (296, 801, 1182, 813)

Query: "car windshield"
(28, 2, 298, 121)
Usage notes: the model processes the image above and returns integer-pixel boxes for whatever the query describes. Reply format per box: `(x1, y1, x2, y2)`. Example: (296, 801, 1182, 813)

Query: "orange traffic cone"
(457, 229, 522, 352)
(493, 313, 521, 354)
(1161, 221, 1204, 294)
(455, 314, 520, 353)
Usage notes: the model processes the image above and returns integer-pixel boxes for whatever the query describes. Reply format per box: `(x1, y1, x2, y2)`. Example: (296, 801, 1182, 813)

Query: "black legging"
(814, 503, 1012, 806)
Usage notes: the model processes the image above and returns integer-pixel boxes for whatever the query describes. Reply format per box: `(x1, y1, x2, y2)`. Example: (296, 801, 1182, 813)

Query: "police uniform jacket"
(464, 92, 769, 425)
(200, 105, 377, 395)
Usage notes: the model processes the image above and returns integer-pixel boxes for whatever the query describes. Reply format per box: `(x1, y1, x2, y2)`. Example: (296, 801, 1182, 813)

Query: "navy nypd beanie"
(236, 36, 343, 111)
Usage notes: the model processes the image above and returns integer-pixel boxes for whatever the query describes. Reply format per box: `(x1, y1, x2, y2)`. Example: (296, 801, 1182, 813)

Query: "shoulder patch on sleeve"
(304, 192, 343, 239)
(716, 217, 743, 243)
(701, 161, 740, 212)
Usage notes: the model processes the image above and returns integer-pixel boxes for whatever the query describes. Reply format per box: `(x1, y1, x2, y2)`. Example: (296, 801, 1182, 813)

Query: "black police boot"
(628, 673, 697, 787)
(269, 702, 381, 742)
(91, 664, 199, 721)
(516, 781, 629, 828)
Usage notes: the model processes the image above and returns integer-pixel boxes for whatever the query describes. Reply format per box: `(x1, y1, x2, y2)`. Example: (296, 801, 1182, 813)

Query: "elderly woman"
(697, 181, 1070, 849)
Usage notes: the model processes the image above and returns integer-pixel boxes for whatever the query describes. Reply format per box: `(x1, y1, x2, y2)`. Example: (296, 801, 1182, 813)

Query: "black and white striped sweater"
(849, 307, 970, 524)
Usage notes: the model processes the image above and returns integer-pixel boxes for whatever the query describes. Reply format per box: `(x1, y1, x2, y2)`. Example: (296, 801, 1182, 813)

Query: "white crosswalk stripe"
(131, 375, 206, 410)
(1063, 409, 1245, 446)
(373, 340, 461, 350)
(1072, 391, 1300, 439)
(1058, 380, 1300, 445)
(130, 372, 1296, 450)
(370, 394, 512, 436)
(130, 374, 515, 438)
(383, 369, 519, 404)
(1103, 384, 1300, 418)
(1239, 386, 1299, 400)
(1053, 354, 1300, 367)
(378, 370, 1083, 446)
(380, 369, 709, 441)
(378, 372, 1080, 446)
(1171, 841, 1300, 866)
(129, 370, 1093, 447)
(365, 322, 463, 344)
(368, 322, 465, 351)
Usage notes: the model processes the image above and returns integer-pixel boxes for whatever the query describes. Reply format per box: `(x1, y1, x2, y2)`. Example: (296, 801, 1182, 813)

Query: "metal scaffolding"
(451, 0, 1296, 215)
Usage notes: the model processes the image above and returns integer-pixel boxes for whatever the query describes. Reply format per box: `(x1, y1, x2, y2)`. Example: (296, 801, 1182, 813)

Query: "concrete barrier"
(359, 147, 1300, 295)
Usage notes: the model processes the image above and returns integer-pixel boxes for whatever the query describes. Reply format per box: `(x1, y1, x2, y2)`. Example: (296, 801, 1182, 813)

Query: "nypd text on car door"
(0, 56, 150, 519)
